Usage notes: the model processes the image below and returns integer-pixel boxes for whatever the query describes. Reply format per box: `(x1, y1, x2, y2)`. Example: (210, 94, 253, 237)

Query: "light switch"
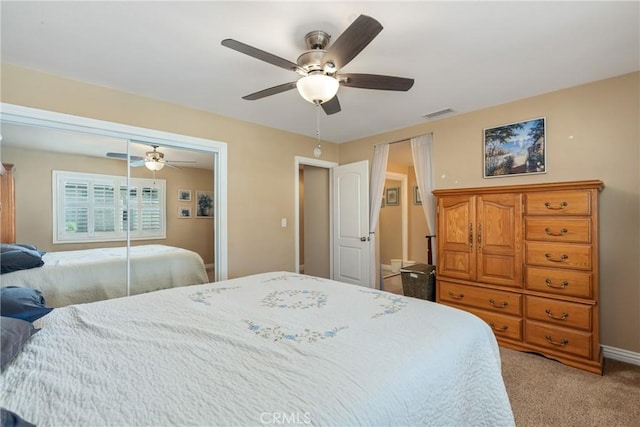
(281, 218, 287, 227)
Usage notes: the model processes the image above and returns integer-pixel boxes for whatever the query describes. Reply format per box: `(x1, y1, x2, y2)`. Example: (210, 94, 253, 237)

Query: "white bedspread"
(0, 244, 209, 307)
(0, 272, 514, 426)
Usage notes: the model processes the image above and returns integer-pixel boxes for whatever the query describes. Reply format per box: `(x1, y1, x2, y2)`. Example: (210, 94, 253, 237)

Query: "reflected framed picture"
(483, 117, 546, 178)
(196, 190, 214, 218)
(386, 187, 399, 206)
(413, 186, 422, 205)
(178, 206, 192, 218)
(178, 189, 192, 201)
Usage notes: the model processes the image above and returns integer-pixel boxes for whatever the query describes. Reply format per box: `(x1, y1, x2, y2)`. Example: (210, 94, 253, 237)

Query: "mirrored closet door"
(0, 104, 226, 306)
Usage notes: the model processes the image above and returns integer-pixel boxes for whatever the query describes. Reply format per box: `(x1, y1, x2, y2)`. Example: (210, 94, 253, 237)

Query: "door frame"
(0, 102, 229, 280)
(384, 171, 409, 264)
(294, 156, 338, 275)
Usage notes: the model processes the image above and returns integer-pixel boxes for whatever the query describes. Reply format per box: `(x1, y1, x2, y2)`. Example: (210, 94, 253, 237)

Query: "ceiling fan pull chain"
(314, 102, 322, 158)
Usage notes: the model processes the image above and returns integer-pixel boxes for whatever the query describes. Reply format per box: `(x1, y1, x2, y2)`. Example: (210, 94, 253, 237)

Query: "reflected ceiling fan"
(106, 145, 196, 171)
(221, 14, 414, 115)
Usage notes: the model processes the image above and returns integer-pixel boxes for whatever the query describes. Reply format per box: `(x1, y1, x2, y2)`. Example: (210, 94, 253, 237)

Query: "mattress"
(0, 244, 209, 307)
(0, 271, 514, 426)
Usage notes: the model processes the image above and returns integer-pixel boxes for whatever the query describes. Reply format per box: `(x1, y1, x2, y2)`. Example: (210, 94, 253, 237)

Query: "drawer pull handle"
(545, 253, 569, 262)
(545, 309, 569, 320)
(545, 227, 568, 236)
(544, 335, 569, 346)
(545, 278, 569, 289)
(489, 298, 508, 308)
(489, 322, 508, 332)
(544, 201, 568, 210)
(448, 291, 464, 300)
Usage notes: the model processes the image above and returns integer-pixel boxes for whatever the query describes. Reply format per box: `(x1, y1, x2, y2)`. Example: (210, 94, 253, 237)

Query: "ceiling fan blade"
(165, 160, 196, 164)
(321, 96, 341, 115)
(222, 39, 303, 74)
(242, 81, 298, 100)
(106, 152, 144, 161)
(339, 73, 414, 91)
(130, 160, 144, 167)
(322, 15, 383, 70)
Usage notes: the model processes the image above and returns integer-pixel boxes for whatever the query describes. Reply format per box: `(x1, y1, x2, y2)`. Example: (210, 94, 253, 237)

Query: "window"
(53, 171, 166, 243)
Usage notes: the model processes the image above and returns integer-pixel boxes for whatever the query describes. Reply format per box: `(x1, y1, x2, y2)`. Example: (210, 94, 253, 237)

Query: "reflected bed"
(0, 244, 209, 307)
(0, 271, 514, 426)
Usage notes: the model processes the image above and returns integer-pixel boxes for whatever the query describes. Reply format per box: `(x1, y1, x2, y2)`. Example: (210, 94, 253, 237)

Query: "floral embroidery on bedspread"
(360, 290, 409, 318)
(244, 320, 348, 343)
(188, 286, 239, 305)
(261, 274, 325, 284)
(261, 289, 328, 309)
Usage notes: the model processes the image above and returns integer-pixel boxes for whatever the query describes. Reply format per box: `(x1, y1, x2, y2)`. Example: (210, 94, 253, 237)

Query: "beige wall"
(339, 72, 640, 353)
(3, 146, 215, 264)
(1, 63, 339, 278)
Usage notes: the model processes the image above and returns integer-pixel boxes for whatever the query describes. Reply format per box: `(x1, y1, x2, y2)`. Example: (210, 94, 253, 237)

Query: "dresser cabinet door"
(476, 193, 522, 287)
(437, 195, 476, 281)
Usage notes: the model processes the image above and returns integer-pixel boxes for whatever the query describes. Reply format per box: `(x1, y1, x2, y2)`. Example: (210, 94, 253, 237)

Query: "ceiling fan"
(221, 14, 414, 115)
(106, 145, 196, 171)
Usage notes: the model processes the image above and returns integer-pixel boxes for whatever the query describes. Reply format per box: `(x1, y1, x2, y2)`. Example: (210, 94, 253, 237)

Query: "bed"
(0, 244, 209, 307)
(0, 271, 514, 426)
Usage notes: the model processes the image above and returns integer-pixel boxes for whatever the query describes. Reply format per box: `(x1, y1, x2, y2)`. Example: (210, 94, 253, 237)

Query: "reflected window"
(53, 170, 166, 243)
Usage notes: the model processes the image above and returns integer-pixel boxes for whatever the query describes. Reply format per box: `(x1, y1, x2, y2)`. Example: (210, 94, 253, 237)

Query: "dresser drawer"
(438, 281, 522, 315)
(525, 320, 592, 359)
(524, 267, 592, 299)
(525, 218, 591, 243)
(525, 191, 591, 215)
(466, 307, 522, 342)
(525, 242, 592, 270)
(525, 296, 592, 330)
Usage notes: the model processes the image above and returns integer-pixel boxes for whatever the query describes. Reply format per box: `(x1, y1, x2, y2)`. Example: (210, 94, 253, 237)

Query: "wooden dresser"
(434, 180, 603, 374)
(0, 163, 16, 244)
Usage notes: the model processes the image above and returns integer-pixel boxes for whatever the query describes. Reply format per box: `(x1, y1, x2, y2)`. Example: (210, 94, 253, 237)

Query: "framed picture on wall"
(178, 206, 192, 218)
(483, 117, 546, 178)
(178, 189, 192, 201)
(196, 190, 214, 218)
(386, 187, 399, 206)
(413, 186, 422, 205)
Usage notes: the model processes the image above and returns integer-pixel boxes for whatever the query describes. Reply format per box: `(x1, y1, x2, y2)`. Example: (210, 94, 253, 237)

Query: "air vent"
(422, 108, 455, 120)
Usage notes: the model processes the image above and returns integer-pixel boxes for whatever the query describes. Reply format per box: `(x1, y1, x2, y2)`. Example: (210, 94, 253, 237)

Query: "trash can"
(400, 263, 436, 301)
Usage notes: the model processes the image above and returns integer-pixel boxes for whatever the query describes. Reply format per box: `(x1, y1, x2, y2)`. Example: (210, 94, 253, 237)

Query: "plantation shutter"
(141, 186, 161, 233)
(63, 181, 89, 234)
(93, 183, 116, 232)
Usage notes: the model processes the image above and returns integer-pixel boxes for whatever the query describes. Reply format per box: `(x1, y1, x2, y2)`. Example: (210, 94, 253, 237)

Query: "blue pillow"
(1, 316, 38, 372)
(0, 287, 53, 322)
(0, 406, 35, 426)
(0, 243, 39, 253)
(0, 248, 44, 275)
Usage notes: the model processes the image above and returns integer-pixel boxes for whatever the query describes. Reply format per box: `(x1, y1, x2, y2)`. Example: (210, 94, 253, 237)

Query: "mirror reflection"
(0, 122, 215, 307)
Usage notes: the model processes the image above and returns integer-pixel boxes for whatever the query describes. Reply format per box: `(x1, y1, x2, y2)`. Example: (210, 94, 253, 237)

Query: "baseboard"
(602, 345, 640, 366)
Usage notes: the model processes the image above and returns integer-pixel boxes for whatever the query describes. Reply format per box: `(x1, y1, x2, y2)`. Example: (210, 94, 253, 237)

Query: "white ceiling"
(1, 1, 638, 144)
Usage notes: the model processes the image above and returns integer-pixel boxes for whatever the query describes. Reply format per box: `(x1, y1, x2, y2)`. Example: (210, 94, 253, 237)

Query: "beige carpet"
(501, 348, 640, 426)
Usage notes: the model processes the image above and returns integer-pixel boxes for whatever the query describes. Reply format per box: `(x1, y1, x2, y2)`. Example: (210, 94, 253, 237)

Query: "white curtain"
(369, 143, 389, 288)
(411, 133, 437, 264)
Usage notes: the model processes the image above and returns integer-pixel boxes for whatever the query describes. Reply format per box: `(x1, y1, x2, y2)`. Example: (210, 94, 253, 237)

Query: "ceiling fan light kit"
(296, 73, 339, 104)
(221, 14, 414, 115)
(144, 160, 165, 171)
(106, 144, 196, 170)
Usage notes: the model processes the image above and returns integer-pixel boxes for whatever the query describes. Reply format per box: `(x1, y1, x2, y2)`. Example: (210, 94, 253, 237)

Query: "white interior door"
(332, 160, 370, 287)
